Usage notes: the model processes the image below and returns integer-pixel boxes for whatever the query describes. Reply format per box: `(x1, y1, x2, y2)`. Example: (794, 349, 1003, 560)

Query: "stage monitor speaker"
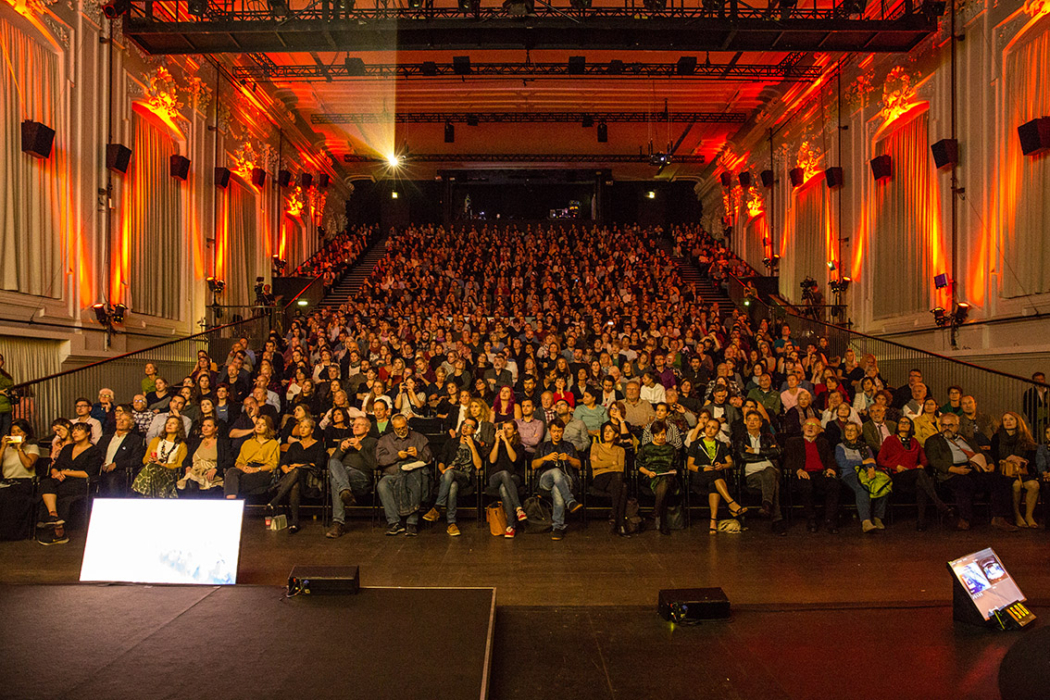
(251, 167, 267, 187)
(760, 169, 774, 188)
(788, 167, 805, 187)
(215, 167, 231, 189)
(870, 154, 893, 181)
(719, 172, 732, 188)
(658, 588, 730, 623)
(738, 172, 751, 188)
(106, 143, 132, 174)
(1017, 117, 1050, 156)
(21, 120, 55, 159)
(931, 138, 958, 169)
(169, 154, 190, 180)
(300, 173, 313, 189)
(288, 565, 360, 595)
(318, 173, 330, 188)
(825, 166, 844, 189)
(278, 169, 292, 187)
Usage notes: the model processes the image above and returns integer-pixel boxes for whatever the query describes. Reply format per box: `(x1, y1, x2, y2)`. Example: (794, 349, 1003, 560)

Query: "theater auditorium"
(1, 0, 1049, 697)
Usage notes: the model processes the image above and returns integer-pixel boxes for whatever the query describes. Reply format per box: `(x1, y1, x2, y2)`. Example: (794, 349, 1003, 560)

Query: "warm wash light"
(387, 153, 401, 167)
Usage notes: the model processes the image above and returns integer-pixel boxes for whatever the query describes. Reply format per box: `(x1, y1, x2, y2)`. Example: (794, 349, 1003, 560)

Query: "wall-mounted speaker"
(760, 170, 774, 188)
(21, 120, 55, 159)
(169, 155, 190, 180)
(870, 154, 893, 181)
(719, 172, 732, 188)
(788, 167, 805, 187)
(318, 173, 330, 188)
(1017, 117, 1050, 156)
(278, 169, 292, 187)
(300, 173, 313, 189)
(106, 144, 132, 174)
(825, 166, 844, 189)
(251, 167, 267, 187)
(931, 138, 958, 169)
(215, 167, 231, 189)
(738, 172, 751, 188)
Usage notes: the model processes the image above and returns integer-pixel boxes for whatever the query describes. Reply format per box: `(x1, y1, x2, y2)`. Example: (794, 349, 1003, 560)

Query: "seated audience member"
(70, 397, 102, 444)
(686, 420, 746, 534)
(551, 375, 575, 408)
(784, 418, 841, 534)
(861, 405, 896, 454)
(38, 423, 101, 544)
(267, 417, 326, 534)
(375, 414, 434, 536)
(574, 388, 609, 439)
(146, 377, 174, 411)
(911, 398, 941, 446)
(370, 400, 395, 439)
(424, 418, 483, 537)
(323, 407, 354, 455)
(488, 420, 529, 537)
(780, 373, 804, 413)
(590, 422, 630, 537)
(823, 402, 860, 448)
(191, 398, 228, 441)
(280, 404, 315, 444)
(362, 380, 393, 415)
(251, 387, 279, 423)
(515, 398, 545, 456)
(91, 388, 117, 435)
(747, 372, 782, 418)
(990, 412, 1040, 529)
(901, 383, 929, 421)
(940, 386, 964, 416)
(636, 422, 679, 535)
(1037, 425, 1050, 525)
(531, 419, 583, 541)
(820, 392, 860, 430)
(835, 422, 887, 533)
(130, 395, 153, 436)
(704, 386, 741, 441)
(0, 420, 40, 540)
(466, 398, 497, 450)
(959, 395, 996, 451)
(639, 372, 667, 405)
(853, 377, 879, 416)
(132, 416, 188, 498)
(224, 416, 281, 499)
(180, 417, 231, 494)
(145, 395, 192, 442)
(97, 413, 146, 496)
(734, 411, 784, 534)
(141, 362, 159, 395)
(876, 416, 952, 531)
(783, 390, 820, 436)
(548, 399, 591, 454)
(326, 416, 378, 538)
(622, 381, 655, 432)
(926, 413, 1017, 532)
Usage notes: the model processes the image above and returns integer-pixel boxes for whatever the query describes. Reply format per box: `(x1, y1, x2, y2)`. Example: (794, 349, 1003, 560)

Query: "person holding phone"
(424, 418, 483, 537)
(0, 420, 39, 539)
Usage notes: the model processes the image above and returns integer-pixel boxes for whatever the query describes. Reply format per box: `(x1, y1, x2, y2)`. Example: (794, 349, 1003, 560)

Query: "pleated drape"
(225, 181, 259, 307)
(781, 176, 830, 304)
(0, 18, 64, 298)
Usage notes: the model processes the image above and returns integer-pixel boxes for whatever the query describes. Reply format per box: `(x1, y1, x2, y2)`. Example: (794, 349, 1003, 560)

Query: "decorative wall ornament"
(40, 14, 69, 46)
(1023, 0, 1050, 19)
(145, 66, 184, 122)
(879, 66, 918, 125)
(745, 186, 765, 219)
(231, 141, 259, 180)
(286, 186, 304, 217)
(308, 187, 327, 226)
(186, 75, 212, 115)
(844, 71, 874, 112)
(795, 140, 822, 183)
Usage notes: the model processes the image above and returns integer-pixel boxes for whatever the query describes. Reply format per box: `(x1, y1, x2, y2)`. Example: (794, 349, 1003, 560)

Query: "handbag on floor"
(522, 495, 552, 534)
(624, 497, 642, 534)
(486, 501, 508, 536)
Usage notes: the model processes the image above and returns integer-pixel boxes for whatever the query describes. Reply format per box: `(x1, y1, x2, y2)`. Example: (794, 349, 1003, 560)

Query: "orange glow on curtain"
(873, 101, 928, 143)
(215, 189, 228, 280)
(132, 100, 185, 141)
(279, 219, 287, 260)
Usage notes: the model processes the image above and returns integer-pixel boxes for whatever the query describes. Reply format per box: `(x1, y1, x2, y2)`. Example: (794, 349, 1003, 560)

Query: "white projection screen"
(80, 499, 245, 585)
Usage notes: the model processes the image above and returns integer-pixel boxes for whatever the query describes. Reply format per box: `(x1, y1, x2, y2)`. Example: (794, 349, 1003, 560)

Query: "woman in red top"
(876, 416, 953, 531)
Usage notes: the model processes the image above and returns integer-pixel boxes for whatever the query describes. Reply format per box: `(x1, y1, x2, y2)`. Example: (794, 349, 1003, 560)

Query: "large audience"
(2, 222, 1049, 546)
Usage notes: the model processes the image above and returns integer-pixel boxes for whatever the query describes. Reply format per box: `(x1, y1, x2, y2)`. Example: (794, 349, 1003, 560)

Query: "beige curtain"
(225, 181, 260, 307)
(1002, 19, 1050, 298)
(742, 210, 768, 272)
(872, 111, 946, 318)
(780, 176, 829, 304)
(0, 18, 65, 298)
(0, 335, 62, 385)
(117, 114, 183, 318)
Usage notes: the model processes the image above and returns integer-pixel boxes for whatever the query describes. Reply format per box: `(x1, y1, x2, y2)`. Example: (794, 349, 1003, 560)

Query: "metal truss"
(342, 153, 707, 163)
(231, 60, 823, 82)
(125, 0, 939, 55)
(313, 111, 748, 125)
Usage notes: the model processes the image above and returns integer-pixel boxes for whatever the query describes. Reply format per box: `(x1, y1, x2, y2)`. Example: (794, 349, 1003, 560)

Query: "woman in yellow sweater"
(590, 422, 630, 537)
(224, 416, 280, 499)
(912, 398, 942, 447)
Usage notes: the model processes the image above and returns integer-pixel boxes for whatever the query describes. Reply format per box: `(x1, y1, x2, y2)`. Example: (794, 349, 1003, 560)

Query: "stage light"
(408, 0, 424, 9)
(391, 191, 399, 199)
(922, 0, 946, 17)
(931, 307, 948, 327)
(582, 115, 594, 128)
(570, 0, 591, 8)
(647, 191, 656, 199)
(111, 304, 127, 324)
(93, 303, 112, 326)
(268, 0, 290, 18)
(386, 153, 401, 167)
(607, 60, 624, 75)
(676, 56, 697, 76)
(826, 261, 836, 271)
(102, 0, 130, 18)
(458, 0, 473, 10)
(503, 0, 534, 15)
(297, 299, 309, 307)
(954, 302, 970, 324)
(344, 57, 366, 76)
(187, 0, 207, 16)
(839, 0, 865, 15)
(644, 0, 667, 11)
(466, 114, 479, 126)
(934, 273, 950, 289)
(568, 56, 586, 75)
(421, 61, 438, 76)
(207, 277, 226, 293)
(444, 120, 455, 143)
(597, 122, 608, 143)
(829, 278, 851, 293)
(778, 0, 797, 18)
(334, 0, 354, 15)
(453, 56, 471, 75)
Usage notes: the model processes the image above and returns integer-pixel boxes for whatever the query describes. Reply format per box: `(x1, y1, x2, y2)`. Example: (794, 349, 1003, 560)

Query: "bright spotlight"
(647, 191, 656, 199)
(387, 154, 401, 167)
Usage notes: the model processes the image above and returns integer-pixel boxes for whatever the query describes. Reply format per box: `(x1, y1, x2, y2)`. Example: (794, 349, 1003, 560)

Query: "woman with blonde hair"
(133, 416, 188, 498)
(467, 397, 496, 450)
(990, 412, 1039, 528)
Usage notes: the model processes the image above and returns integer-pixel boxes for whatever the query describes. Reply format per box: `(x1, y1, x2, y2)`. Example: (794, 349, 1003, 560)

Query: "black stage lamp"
(676, 57, 697, 76)
(102, 0, 130, 18)
(421, 61, 438, 76)
(345, 57, 366, 76)
(444, 120, 455, 143)
(453, 56, 471, 75)
(568, 56, 586, 75)
(187, 0, 207, 17)
(597, 122, 608, 143)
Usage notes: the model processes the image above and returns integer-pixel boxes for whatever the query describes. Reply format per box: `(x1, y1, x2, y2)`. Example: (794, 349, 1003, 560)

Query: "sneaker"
(447, 523, 461, 537)
(567, 500, 583, 514)
(405, 523, 418, 537)
(36, 514, 64, 528)
(873, 518, 885, 530)
(516, 508, 528, 522)
(422, 507, 441, 522)
(551, 527, 565, 541)
(386, 523, 406, 536)
(504, 526, 516, 539)
(39, 534, 69, 546)
(339, 490, 356, 508)
(325, 522, 346, 539)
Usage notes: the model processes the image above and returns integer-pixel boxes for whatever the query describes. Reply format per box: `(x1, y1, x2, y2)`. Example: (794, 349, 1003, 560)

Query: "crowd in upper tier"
(2, 222, 1048, 545)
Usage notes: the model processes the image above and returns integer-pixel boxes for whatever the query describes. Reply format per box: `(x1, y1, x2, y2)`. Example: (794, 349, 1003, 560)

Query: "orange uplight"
(287, 186, 304, 217)
(796, 141, 822, 184)
(131, 101, 185, 142)
(745, 186, 765, 219)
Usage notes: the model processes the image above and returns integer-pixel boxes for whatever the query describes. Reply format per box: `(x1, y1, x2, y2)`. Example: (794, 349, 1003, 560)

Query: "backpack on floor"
(523, 496, 552, 534)
(624, 497, 642, 534)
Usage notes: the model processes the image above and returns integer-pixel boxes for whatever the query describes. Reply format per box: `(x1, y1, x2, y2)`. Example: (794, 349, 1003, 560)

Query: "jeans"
(745, 467, 782, 521)
(435, 469, 471, 524)
(376, 474, 419, 526)
(488, 471, 523, 524)
(223, 468, 272, 498)
(328, 458, 373, 524)
(840, 467, 886, 522)
(538, 468, 575, 528)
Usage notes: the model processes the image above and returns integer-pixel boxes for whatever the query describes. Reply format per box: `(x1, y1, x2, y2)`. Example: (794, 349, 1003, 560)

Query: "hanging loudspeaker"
(251, 167, 267, 187)
(318, 173, 330, 188)
(738, 172, 751, 188)
(106, 144, 132, 174)
(215, 167, 231, 188)
(169, 154, 190, 180)
(719, 172, 732, 188)
(930, 139, 958, 169)
(278, 169, 292, 187)
(1017, 118, 1050, 156)
(870, 154, 893, 181)
(21, 120, 56, 159)
(760, 170, 774, 188)
(788, 167, 805, 187)
(825, 166, 844, 189)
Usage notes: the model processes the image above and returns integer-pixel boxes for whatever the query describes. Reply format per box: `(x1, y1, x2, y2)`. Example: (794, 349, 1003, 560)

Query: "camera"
(7, 435, 23, 445)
